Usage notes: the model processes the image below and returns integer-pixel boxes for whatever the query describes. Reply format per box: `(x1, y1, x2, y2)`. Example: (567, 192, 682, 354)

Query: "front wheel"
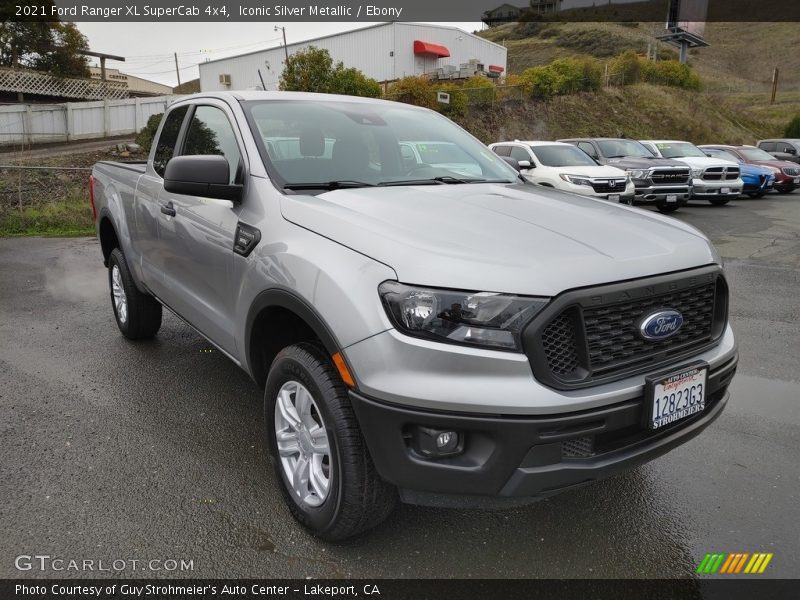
(746, 192, 766, 198)
(775, 187, 795, 194)
(265, 343, 397, 541)
(709, 197, 731, 206)
(656, 203, 680, 213)
(108, 248, 162, 339)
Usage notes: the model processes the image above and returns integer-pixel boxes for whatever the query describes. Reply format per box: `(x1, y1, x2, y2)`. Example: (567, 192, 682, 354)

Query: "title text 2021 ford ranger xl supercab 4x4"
(91, 92, 738, 540)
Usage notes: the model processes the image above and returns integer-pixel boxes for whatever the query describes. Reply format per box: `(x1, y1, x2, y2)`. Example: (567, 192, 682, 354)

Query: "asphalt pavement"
(0, 194, 798, 579)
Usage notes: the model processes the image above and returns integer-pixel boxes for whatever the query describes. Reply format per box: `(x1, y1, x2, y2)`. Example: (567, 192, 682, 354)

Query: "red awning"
(488, 65, 505, 73)
(413, 40, 450, 58)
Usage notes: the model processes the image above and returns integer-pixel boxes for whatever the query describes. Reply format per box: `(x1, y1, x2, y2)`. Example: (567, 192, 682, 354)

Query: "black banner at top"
(4, 0, 800, 22)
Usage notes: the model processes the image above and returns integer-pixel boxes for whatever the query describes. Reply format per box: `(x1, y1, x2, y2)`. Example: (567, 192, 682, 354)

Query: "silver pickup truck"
(91, 91, 738, 540)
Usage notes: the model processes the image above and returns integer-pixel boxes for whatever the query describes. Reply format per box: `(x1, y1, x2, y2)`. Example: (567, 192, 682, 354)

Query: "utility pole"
(174, 52, 182, 87)
(275, 26, 289, 63)
(771, 67, 779, 105)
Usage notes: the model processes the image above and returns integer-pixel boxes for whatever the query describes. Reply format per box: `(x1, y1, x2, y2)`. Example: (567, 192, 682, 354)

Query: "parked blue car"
(702, 147, 776, 198)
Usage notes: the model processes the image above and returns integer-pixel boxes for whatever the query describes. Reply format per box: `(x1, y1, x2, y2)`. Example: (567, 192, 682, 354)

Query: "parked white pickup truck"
(489, 141, 635, 203)
(639, 140, 743, 205)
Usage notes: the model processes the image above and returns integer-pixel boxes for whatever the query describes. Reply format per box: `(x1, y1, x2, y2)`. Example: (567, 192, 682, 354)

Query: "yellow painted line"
(720, 554, 737, 574)
(758, 553, 774, 574)
(744, 554, 760, 574)
(734, 553, 749, 573)
(750, 554, 767, 574)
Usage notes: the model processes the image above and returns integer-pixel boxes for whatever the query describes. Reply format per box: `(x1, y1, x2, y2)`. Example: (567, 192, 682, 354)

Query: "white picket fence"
(0, 96, 178, 147)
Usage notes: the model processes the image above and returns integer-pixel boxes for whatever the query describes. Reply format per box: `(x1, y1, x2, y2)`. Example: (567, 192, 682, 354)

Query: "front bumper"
(349, 354, 736, 503)
(691, 178, 742, 198)
(632, 183, 691, 204)
(558, 181, 636, 202)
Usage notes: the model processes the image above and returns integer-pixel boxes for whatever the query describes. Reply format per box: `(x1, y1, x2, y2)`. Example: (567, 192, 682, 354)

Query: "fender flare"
(245, 288, 342, 383)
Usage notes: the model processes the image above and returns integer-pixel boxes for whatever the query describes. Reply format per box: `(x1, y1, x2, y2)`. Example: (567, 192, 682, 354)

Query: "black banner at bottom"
(2, 579, 799, 600)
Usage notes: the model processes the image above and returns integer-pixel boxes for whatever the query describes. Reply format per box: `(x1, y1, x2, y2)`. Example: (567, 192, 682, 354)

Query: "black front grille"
(650, 169, 690, 185)
(703, 167, 740, 181)
(562, 436, 595, 458)
(525, 269, 728, 389)
(590, 179, 627, 193)
(583, 283, 715, 376)
(783, 167, 800, 176)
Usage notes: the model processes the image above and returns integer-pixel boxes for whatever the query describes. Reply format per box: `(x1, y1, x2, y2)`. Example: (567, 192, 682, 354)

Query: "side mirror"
(785, 147, 797, 155)
(164, 155, 243, 201)
(501, 156, 521, 172)
(517, 160, 532, 169)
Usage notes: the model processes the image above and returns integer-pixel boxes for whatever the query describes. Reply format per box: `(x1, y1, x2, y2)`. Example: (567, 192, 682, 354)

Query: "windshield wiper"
(283, 180, 376, 191)
(378, 176, 512, 187)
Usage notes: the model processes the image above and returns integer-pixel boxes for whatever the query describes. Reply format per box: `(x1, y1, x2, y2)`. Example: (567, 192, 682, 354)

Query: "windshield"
(596, 139, 653, 158)
(653, 142, 708, 158)
(532, 145, 597, 167)
(740, 146, 779, 161)
(703, 149, 740, 163)
(243, 100, 518, 188)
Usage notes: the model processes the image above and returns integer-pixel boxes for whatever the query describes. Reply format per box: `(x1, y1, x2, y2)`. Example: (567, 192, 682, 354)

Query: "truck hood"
(667, 156, 739, 169)
(542, 165, 628, 178)
(605, 156, 688, 169)
(280, 183, 718, 296)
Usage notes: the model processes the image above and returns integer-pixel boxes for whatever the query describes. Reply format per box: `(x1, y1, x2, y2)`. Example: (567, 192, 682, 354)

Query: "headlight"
(378, 281, 548, 351)
(627, 169, 649, 180)
(691, 169, 703, 179)
(559, 174, 592, 186)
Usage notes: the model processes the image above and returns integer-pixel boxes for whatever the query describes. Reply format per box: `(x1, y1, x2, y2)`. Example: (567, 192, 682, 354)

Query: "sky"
(75, 22, 485, 87)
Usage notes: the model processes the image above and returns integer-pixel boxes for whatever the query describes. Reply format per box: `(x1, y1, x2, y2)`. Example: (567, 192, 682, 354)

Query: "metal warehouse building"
(198, 23, 507, 92)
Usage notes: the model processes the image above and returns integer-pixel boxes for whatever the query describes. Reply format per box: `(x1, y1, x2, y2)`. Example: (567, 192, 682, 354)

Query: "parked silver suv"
(91, 92, 738, 540)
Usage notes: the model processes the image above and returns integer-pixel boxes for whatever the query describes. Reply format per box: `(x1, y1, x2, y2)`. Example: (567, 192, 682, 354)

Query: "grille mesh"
(541, 309, 580, 376)
(562, 437, 595, 458)
(650, 169, 690, 184)
(591, 180, 627, 193)
(583, 282, 716, 375)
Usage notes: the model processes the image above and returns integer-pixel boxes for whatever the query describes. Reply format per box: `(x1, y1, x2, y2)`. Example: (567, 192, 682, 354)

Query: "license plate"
(794, 177, 799, 184)
(646, 365, 707, 430)
(608, 194, 620, 202)
(720, 187, 730, 194)
(666, 194, 677, 203)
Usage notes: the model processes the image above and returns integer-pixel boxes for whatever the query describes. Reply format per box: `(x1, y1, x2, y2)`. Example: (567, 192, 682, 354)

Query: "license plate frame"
(720, 187, 730, 194)
(608, 193, 621, 202)
(794, 177, 799, 184)
(645, 363, 708, 430)
(666, 194, 677, 203)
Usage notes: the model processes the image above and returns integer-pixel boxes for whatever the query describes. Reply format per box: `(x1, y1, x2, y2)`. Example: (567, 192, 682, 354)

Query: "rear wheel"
(108, 248, 162, 339)
(709, 198, 731, 206)
(265, 343, 396, 541)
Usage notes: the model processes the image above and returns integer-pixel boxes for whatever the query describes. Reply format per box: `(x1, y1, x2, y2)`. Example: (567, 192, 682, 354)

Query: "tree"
(279, 46, 381, 97)
(785, 115, 800, 138)
(0, 3, 90, 78)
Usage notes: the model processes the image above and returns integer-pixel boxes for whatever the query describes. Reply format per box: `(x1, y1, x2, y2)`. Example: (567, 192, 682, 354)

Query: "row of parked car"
(489, 137, 800, 213)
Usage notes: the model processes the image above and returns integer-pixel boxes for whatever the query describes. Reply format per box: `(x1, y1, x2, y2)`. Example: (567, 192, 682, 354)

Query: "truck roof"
(172, 90, 420, 108)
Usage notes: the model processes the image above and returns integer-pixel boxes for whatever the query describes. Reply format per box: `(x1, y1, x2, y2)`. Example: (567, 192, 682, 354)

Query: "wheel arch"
(98, 210, 120, 267)
(246, 289, 342, 388)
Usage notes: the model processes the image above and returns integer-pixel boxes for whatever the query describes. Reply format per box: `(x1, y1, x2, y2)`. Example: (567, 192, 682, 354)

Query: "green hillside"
(472, 22, 799, 142)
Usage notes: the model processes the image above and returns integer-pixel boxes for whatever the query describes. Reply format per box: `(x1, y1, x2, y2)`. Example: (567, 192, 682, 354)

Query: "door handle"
(160, 202, 176, 217)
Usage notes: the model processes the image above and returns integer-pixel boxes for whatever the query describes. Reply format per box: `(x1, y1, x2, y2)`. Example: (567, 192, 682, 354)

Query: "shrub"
(609, 49, 642, 85)
(386, 76, 436, 109)
(462, 75, 495, 107)
(784, 115, 800, 137)
(432, 83, 468, 117)
(329, 66, 382, 98)
(642, 60, 701, 90)
(520, 57, 602, 98)
(135, 113, 162, 152)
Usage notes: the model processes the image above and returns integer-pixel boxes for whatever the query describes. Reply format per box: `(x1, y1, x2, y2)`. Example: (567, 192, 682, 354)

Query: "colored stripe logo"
(697, 552, 773, 574)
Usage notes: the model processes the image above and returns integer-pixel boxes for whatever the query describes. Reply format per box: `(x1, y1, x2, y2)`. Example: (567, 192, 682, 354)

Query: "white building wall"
(198, 23, 507, 92)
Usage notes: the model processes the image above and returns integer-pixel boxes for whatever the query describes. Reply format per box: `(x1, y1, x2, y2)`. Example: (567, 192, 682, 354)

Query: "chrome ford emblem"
(640, 310, 684, 341)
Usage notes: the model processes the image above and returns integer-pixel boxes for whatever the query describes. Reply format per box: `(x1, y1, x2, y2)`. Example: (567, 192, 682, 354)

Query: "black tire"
(108, 248, 162, 339)
(775, 187, 795, 194)
(709, 198, 731, 206)
(656, 203, 680, 213)
(746, 192, 765, 198)
(265, 343, 397, 541)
